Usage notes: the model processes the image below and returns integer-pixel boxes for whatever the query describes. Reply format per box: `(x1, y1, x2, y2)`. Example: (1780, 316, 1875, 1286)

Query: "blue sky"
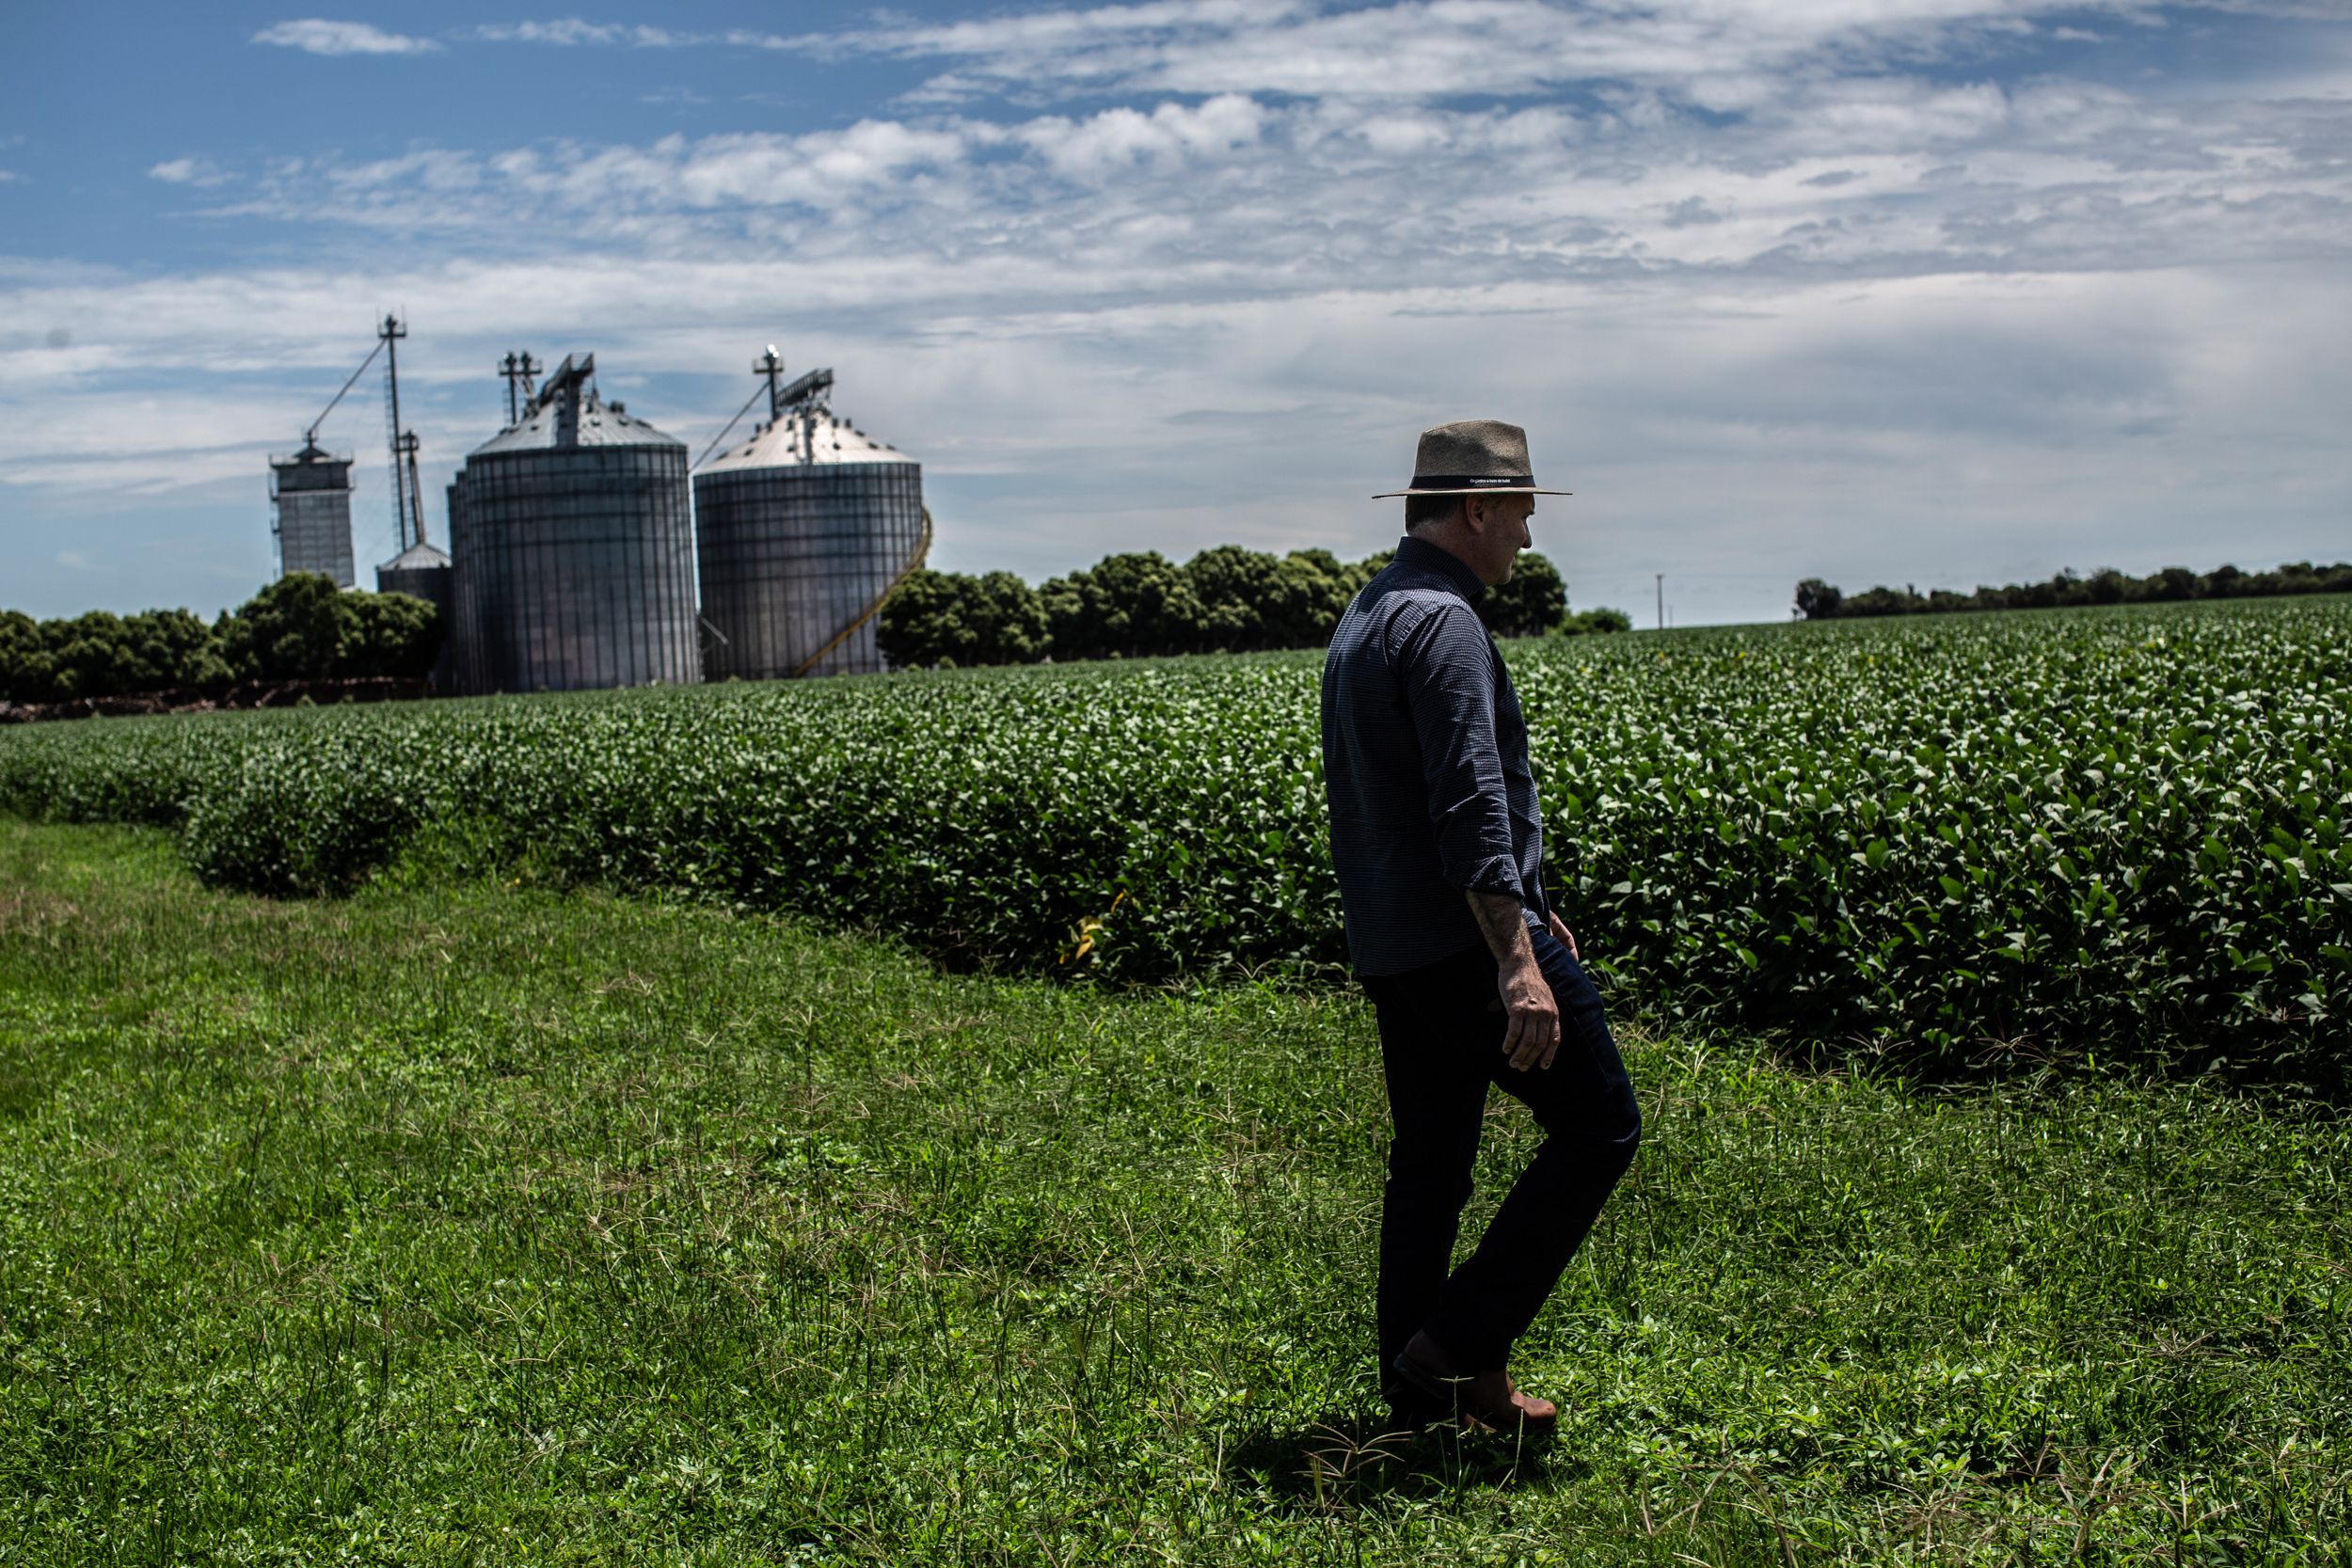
(3, 1, 2347, 626)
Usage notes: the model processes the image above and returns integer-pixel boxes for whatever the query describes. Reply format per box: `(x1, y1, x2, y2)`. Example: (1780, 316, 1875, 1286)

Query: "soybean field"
(1, 596, 2345, 1078)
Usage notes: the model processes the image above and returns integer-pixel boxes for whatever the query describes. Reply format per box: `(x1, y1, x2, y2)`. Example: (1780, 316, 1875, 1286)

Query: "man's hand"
(1496, 951, 1560, 1071)
(1466, 889, 1561, 1071)
(1546, 909, 1580, 961)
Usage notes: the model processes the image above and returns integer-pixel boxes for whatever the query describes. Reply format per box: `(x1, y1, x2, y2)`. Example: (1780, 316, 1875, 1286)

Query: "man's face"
(1464, 494, 1536, 587)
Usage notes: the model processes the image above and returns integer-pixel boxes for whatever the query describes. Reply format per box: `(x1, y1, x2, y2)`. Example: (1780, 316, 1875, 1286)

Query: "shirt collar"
(1392, 533, 1487, 601)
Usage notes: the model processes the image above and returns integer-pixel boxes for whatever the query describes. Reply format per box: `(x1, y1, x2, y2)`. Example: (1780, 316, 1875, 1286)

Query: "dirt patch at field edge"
(0, 676, 429, 725)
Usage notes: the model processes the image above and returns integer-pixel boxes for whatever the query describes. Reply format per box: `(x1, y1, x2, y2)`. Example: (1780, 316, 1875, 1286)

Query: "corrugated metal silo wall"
(277, 486, 356, 587)
(376, 562, 456, 692)
(452, 445, 701, 693)
(441, 482, 473, 694)
(692, 463, 925, 678)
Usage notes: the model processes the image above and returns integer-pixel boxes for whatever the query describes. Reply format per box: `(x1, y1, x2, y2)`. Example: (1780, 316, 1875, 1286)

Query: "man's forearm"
(1465, 888, 1536, 973)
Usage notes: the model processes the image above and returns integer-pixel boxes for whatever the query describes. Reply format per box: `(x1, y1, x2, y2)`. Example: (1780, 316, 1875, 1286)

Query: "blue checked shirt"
(1320, 535, 1550, 976)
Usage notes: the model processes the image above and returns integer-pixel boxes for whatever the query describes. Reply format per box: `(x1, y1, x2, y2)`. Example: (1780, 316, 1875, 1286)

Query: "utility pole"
(1655, 573, 1664, 632)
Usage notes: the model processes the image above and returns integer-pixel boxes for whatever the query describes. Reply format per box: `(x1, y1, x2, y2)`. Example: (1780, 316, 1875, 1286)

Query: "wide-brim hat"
(1372, 418, 1570, 498)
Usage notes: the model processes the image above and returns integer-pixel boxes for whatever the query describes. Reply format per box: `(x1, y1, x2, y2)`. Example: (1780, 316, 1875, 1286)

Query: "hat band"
(1408, 473, 1534, 489)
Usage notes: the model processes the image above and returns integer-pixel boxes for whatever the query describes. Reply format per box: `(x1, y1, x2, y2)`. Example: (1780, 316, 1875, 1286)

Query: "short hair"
(1404, 492, 1463, 533)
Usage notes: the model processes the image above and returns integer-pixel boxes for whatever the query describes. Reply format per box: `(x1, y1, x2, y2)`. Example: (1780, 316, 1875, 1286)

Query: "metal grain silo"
(270, 437, 356, 587)
(448, 354, 700, 694)
(441, 479, 485, 695)
(376, 539, 455, 691)
(692, 351, 930, 679)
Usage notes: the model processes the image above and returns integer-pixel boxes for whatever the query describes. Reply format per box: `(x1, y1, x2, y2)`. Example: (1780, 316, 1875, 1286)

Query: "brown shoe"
(1391, 1330, 1558, 1435)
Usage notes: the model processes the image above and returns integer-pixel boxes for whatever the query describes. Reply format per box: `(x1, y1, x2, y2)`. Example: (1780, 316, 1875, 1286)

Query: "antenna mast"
(757, 344, 787, 420)
(398, 431, 426, 547)
(500, 351, 542, 427)
(754, 345, 835, 464)
(379, 312, 425, 553)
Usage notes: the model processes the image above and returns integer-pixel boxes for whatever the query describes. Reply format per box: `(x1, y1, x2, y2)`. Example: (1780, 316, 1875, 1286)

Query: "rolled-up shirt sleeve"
(1392, 601, 1524, 905)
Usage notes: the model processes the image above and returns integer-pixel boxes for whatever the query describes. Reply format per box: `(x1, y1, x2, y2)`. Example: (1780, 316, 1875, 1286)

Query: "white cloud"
(5, 249, 2346, 622)
(473, 19, 689, 46)
(458, 0, 2352, 107)
(251, 19, 442, 56)
(767, 0, 2165, 99)
(456, 0, 2143, 93)
(16, 3, 2352, 621)
(1014, 95, 1268, 177)
(148, 157, 230, 188)
(154, 67, 2348, 300)
(56, 550, 92, 570)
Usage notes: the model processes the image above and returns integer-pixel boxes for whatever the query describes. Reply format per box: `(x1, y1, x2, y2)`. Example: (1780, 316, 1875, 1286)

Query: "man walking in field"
(1321, 420, 1642, 1435)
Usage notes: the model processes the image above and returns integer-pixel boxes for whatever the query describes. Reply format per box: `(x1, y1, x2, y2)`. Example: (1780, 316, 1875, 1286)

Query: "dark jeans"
(1359, 927, 1641, 1386)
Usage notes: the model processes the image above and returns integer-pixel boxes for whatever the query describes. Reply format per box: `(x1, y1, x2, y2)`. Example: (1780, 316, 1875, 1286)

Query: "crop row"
(2, 598, 2344, 1076)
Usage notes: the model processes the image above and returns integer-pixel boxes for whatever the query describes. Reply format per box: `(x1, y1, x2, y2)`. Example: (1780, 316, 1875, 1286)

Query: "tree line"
(1, 575, 443, 705)
(879, 546, 1631, 669)
(1795, 561, 2352, 621)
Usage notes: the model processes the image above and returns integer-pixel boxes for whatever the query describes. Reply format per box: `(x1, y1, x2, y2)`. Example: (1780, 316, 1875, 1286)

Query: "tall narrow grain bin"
(270, 437, 356, 588)
(692, 353, 929, 679)
(375, 539, 455, 691)
(447, 354, 700, 694)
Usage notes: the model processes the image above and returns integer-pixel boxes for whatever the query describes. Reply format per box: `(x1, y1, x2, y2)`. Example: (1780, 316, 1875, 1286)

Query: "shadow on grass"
(1218, 1410, 1594, 1515)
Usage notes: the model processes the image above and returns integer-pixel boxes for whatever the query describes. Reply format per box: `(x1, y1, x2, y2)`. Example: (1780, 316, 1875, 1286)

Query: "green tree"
(2144, 566, 2198, 601)
(1265, 548, 1362, 648)
(1478, 551, 1568, 638)
(1041, 552, 1204, 659)
(963, 571, 1051, 666)
(216, 575, 440, 683)
(343, 592, 443, 679)
(0, 606, 232, 702)
(877, 569, 963, 668)
(1842, 584, 1925, 618)
(1184, 545, 1280, 652)
(42, 611, 132, 699)
(877, 570, 1049, 669)
(219, 574, 352, 682)
(121, 608, 232, 691)
(1800, 560, 2352, 623)
(1558, 607, 1633, 636)
(0, 610, 40, 701)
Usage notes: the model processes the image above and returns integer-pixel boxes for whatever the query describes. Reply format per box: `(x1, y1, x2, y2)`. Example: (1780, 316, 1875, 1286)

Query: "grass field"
(2, 818, 2345, 1563)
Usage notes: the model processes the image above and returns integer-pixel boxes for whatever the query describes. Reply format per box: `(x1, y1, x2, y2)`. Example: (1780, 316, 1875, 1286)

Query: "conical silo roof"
(469, 353, 684, 457)
(377, 540, 452, 574)
(698, 409, 914, 474)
